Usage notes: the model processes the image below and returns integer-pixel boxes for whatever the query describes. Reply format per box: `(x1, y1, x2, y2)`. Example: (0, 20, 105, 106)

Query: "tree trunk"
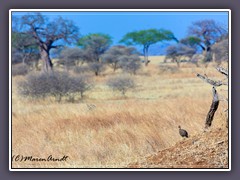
(176, 59, 180, 68)
(143, 47, 147, 65)
(205, 87, 219, 128)
(202, 46, 212, 63)
(40, 48, 53, 72)
(144, 46, 150, 66)
(22, 54, 26, 65)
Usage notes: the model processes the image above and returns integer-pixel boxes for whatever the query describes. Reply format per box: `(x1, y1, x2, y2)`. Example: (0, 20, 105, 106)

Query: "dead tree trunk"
(197, 66, 228, 128)
(205, 87, 219, 128)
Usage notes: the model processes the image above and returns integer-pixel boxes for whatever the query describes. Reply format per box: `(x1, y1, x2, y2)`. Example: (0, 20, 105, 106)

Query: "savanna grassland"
(11, 57, 229, 168)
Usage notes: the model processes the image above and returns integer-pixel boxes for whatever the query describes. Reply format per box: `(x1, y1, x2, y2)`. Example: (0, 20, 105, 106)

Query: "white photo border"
(9, 9, 231, 171)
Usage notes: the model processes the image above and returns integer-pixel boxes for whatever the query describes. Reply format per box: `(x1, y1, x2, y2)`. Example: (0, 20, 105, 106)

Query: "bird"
(86, 104, 96, 111)
(178, 125, 189, 138)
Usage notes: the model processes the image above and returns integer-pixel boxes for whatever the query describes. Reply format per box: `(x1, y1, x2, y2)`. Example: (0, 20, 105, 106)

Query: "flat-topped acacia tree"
(120, 29, 178, 66)
(17, 13, 79, 72)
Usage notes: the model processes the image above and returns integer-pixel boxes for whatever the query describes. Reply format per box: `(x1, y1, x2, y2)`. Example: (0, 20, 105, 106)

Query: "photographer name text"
(12, 155, 69, 162)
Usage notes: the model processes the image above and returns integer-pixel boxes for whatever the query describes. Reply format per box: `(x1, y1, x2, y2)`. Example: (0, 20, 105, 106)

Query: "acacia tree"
(120, 29, 177, 66)
(188, 19, 227, 63)
(17, 13, 79, 72)
(76, 33, 112, 76)
(180, 36, 201, 50)
(77, 33, 112, 62)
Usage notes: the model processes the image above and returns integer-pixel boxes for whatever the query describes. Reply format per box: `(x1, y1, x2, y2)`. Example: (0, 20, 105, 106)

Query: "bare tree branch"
(196, 73, 228, 86)
(216, 67, 228, 77)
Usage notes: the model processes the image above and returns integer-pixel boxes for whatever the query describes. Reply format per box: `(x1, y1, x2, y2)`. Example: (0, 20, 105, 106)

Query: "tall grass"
(12, 60, 228, 168)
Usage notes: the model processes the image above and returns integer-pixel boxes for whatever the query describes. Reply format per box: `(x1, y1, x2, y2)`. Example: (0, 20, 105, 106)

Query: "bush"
(48, 72, 72, 101)
(121, 55, 142, 75)
(12, 64, 29, 76)
(73, 66, 90, 74)
(18, 71, 92, 102)
(18, 72, 50, 98)
(107, 76, 135, 96)
(68, 75, 92, 99)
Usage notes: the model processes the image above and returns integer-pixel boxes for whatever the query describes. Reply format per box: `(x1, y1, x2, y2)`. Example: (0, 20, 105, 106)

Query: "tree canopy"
(120, 29, 177, 65)
(77, 33, 112, 62)
(102, 45, 141, 73)
(15, 12, 79, 72)
(11, 31, 40, 65)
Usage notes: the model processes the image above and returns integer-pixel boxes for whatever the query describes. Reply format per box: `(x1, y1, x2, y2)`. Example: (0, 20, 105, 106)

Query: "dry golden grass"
(11, 57, 228, 168)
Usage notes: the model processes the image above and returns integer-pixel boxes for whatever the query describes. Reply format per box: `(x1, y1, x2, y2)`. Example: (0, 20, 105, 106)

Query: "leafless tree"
(197, 66, 228, 128)
(17, 13, 79, 72)
(188, 19, 228, 62)
(102, 45, 141, 72)
(165, 44, 196, 68)
(59, 47, 87, 70)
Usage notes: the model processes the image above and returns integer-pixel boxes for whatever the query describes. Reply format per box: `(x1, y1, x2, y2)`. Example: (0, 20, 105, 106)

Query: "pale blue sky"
(12, 11, 229, 55)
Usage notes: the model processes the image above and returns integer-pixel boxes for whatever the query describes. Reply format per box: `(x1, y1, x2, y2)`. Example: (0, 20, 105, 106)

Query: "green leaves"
(120, 28, 177, 64)
(77, 33, 112, 48)
(77, 33, 112, 62)
(77, 33, 113, 62)
(180, 36, 201, 47)
(120, 28, 177, 47)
